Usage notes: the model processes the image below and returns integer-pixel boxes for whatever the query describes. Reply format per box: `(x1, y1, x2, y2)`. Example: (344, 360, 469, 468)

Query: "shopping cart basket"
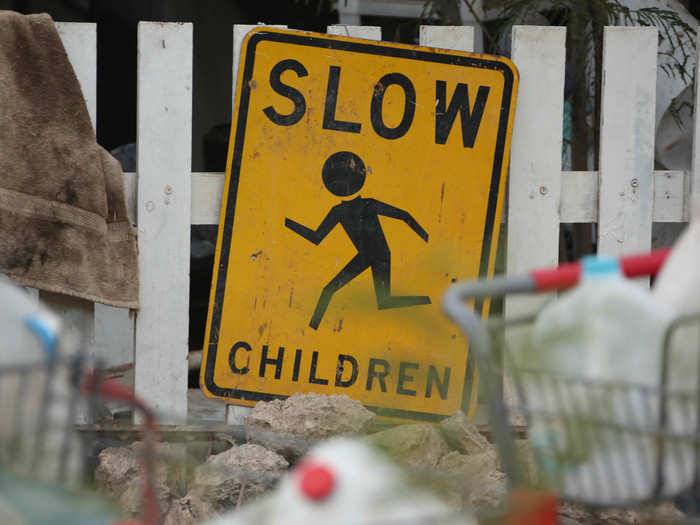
(0, 352, 160, 525)
(442, 248, 700, 515)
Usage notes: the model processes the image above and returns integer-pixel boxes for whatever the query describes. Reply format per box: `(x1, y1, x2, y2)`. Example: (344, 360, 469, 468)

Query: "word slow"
(263, 59, 491, 147)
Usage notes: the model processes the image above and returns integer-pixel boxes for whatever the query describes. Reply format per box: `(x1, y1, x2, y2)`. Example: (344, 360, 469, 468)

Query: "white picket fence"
(48, 21, 700, 424)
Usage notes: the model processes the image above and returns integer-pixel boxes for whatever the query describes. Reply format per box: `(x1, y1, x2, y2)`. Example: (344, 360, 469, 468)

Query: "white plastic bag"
(651, 199, 700, 500)
(205, 438, 476, 525)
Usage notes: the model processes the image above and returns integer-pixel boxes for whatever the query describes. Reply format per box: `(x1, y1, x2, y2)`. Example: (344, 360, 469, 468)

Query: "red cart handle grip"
(82, 373, 160, 525)
(531, 248, 671, 292)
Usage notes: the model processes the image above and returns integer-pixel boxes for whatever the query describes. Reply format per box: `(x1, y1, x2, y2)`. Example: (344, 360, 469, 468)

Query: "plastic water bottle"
(0, 276, 59, 364)
(0, 276, 84, 486)
(204, 438, 476, 525)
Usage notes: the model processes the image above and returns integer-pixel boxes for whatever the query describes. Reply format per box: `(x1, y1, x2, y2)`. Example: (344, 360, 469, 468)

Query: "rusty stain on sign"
(201, 28, 518, 422)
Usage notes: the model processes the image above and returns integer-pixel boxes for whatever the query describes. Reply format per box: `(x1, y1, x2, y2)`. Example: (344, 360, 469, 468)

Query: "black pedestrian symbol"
(285, 151, 431, 330)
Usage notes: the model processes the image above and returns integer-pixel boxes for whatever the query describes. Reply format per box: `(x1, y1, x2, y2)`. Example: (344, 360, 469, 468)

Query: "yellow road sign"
(201, 28, 518, 422)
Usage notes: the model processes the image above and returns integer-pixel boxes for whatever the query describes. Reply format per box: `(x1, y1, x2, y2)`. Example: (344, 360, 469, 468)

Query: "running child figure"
(285, 151, 431, 330)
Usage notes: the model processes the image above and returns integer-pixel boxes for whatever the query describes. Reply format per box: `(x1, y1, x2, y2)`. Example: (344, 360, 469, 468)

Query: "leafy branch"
(487, 0, 695, 84)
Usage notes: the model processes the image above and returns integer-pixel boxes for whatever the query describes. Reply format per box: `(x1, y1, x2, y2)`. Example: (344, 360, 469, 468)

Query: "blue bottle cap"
(24, 314, 58, 358)
(581, 255, 621, 280)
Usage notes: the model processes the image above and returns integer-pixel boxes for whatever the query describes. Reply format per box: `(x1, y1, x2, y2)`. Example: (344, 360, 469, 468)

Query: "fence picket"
(232, 24, 288, 109)
(692, 38, 700, 208)
(506, 26, 566, 304)
(598, 27, 657, 258)
(502, 26, 566, 420)
(126, 169, 693, 229)
(558, 170, 690, 224)
(56, 23, 96, 128)
(327, 24, 381, 39)
(56, 23, 134, 372)
(42, 25, 97, 402)
(134, 22, 193, 423)
(419, 25, 473, 51)
(192, 173, 225, 225)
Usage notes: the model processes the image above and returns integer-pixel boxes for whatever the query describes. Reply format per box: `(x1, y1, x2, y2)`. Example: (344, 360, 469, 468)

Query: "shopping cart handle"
(442, 248, 672, 360)
(531, 248, 670, 292)
(81, 373, 160, 525)
(619, 248, 670, 278)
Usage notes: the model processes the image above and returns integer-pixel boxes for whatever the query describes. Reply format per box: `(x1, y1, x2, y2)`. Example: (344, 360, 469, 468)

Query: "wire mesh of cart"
(442, 248, 700, 517)
(0, 352, 160, 525)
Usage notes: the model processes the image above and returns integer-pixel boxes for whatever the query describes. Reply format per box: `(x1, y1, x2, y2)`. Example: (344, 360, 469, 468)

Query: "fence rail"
(47, 22, 700, 422)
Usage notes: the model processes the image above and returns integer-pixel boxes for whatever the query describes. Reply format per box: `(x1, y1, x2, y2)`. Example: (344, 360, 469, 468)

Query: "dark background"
(0, 0, 345, 171)
(0, 0, 425, 359)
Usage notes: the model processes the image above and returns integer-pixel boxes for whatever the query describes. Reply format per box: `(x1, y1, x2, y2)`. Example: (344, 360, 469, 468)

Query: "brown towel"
(0, 11, 138, 309)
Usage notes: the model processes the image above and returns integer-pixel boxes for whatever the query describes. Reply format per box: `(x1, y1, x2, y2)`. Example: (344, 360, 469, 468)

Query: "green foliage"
(488, 0, 696, 86)
(630, 6, 696, 83)
(479, 0, 697, 149)
(296, 0, 697, 78)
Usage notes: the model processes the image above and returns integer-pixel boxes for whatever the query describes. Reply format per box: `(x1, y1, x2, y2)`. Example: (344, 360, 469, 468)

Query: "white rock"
(364, 423, 450, 469)
(94, 446, 140, 500)
(164, 493, 216, 525)
(192, 443, 288, 510)
(119, 475, 171, 522)
(439, 411, 492, 454)
(245, 393, 375, 460)
(435, 450, 505, 509)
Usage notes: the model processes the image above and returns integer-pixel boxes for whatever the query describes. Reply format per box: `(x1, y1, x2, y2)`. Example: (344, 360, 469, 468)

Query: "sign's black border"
(203, 30, 515, 422)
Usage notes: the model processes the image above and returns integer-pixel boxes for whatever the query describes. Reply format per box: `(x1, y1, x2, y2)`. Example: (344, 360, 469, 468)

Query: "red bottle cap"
(298, 462, 336, 501)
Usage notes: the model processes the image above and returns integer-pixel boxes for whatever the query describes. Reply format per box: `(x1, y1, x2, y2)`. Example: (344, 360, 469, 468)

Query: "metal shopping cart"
(442, 249, 700, 520)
